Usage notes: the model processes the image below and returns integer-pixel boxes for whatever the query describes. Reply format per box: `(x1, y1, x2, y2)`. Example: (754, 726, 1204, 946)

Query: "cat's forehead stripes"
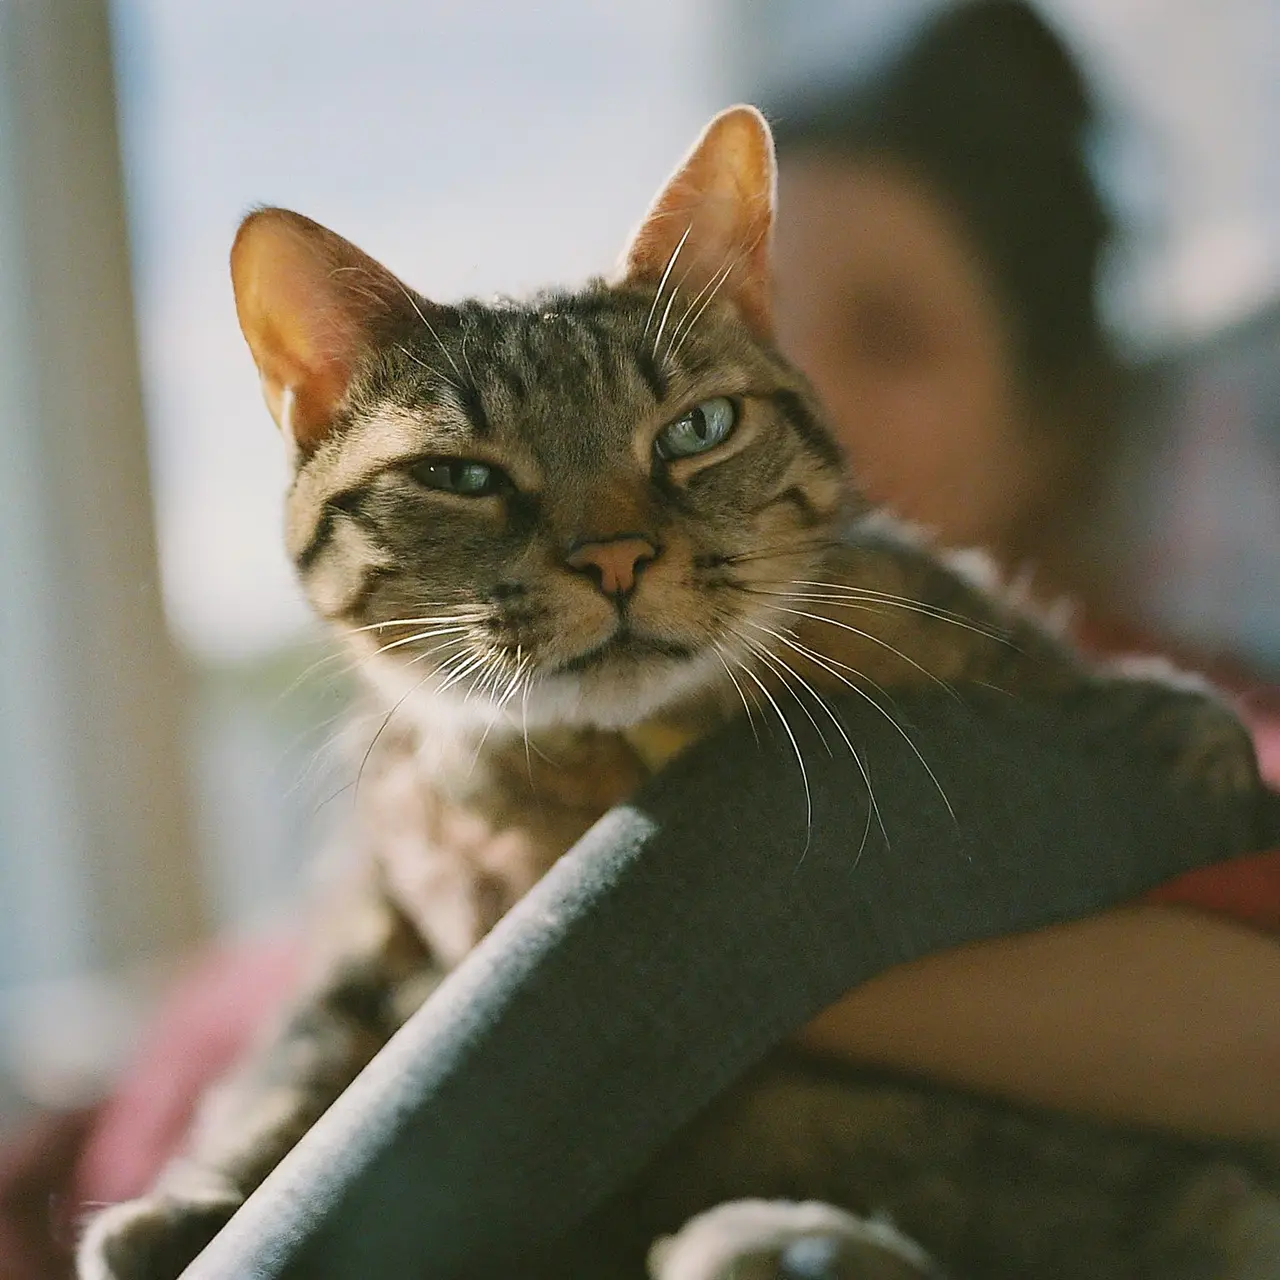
(433, 291, 782, 464)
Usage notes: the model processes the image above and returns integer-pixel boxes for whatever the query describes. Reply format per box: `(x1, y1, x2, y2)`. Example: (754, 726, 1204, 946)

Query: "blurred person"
(773, 0, 1122, 603)
(766, 0, 1280, 1116)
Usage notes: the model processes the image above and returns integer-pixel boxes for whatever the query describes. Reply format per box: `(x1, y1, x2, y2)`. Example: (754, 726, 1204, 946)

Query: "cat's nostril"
(564, 535, 658, 598)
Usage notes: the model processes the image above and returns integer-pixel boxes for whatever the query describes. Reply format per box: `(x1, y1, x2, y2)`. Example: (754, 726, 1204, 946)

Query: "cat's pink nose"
(565, 535, 658, 599)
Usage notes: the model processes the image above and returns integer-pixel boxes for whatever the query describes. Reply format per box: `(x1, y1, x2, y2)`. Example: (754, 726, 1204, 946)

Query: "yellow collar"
(620, 720, 703, 773)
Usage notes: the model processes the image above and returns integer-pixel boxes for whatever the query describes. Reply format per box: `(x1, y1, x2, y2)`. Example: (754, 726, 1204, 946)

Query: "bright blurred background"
(1, 0, 1278, 1122)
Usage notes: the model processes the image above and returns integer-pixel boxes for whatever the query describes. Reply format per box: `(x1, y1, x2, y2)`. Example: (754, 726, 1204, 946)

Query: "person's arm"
(799, 902, 1280, 1140)
(172, 684, 1269, 1280)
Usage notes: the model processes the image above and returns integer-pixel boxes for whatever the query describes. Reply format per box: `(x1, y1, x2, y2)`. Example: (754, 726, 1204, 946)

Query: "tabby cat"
(79, 107, 1279, 1280)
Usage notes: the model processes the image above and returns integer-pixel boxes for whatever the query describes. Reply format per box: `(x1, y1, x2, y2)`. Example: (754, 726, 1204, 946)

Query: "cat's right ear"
(230, 209, 422, 457)
(617, 105, 777, 341)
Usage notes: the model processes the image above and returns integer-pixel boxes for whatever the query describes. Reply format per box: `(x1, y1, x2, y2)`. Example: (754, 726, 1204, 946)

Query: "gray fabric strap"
(180, 687, 1262, 1279)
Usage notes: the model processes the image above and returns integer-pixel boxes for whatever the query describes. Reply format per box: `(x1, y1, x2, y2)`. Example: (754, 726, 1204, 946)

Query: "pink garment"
(73, 938, 301, 1206)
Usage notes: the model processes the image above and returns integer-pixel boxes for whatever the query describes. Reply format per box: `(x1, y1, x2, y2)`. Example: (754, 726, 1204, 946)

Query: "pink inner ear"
(231, 208, 406, 454)
(622, 106, 777, 341)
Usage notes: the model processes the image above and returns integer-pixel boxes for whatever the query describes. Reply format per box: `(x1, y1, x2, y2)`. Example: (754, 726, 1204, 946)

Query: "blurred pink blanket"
(74, 938, 301, 1207)
(0, 940, 298, 1278)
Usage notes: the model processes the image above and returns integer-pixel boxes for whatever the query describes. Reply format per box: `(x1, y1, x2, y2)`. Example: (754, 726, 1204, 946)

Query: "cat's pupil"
(691, 406, 709, 440)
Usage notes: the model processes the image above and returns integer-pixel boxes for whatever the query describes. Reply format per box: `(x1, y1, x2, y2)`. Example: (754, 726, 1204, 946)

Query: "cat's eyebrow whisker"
(667, 220, 765, 366)
(643, 222, 693, 339)
(392, 279, 467, 388)
(459, 328, 477, 384)
(395, 344, 453, 386)
(652, 256, 695, 364)
(666, 255, 739, 366)
(663, 256, 730, 361)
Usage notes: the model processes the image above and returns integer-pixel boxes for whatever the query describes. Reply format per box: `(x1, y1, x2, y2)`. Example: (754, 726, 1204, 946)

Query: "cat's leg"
(648, 1200, 945, 1280)
(76, 894, 437, 1280)
(1098, 656, 1261, 798)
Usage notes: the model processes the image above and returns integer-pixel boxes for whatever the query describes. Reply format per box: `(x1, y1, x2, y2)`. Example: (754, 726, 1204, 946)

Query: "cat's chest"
(360, 721, 654, 966)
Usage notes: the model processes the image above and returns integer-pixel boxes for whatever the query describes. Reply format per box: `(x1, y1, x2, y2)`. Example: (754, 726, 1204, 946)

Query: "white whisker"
(712, 642, 760, 744)
(347, 612, 487, 635)
(754, 580, 1009, 643)
(353, 670, 432, 802)
(667, 257, 737, 365)
(739, 623, 889, 853)
(746, 617, 956, 827)
(394, 280, 466, 387)
(760, 602, 959, 702)
(737, 631, 831, 757)
(404, 635, 471, 668)
(468, 654, 530, 774)
(735, 628, 877, 861)
(435, 647, 491, 695)
(371, 625, 474, 660)
(731, 651, 813, 851)
(643, 223, 693, 338)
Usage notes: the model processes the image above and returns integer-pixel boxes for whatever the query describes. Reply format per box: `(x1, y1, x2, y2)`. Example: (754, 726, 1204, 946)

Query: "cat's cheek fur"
(303, 515, 396, 621)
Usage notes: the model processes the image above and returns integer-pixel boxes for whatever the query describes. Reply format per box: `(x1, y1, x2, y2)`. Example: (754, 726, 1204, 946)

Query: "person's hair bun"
(923, 0, 1096, 136)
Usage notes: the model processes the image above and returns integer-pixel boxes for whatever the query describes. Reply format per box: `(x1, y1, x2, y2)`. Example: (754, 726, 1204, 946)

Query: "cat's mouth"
(555, 627, 697, 676)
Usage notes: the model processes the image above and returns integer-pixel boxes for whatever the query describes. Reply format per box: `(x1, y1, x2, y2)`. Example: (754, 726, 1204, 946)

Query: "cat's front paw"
(649, 1200, 944, 1280)
(1104, 659, 1259, 797)
(76, 1190, 241, 1280)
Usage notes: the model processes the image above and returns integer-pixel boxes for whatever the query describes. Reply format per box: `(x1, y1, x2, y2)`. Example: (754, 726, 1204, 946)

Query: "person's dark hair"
(770, 0, 1113, 398)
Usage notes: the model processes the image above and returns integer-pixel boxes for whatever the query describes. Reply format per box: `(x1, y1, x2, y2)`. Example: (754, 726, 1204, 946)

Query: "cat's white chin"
(522, 649, 728, 730)
(364, 647, 725, 735)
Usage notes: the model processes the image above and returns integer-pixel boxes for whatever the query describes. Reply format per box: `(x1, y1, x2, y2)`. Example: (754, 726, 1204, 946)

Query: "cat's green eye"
(410, 458, 506, 497)
(655, 397, 737, 461)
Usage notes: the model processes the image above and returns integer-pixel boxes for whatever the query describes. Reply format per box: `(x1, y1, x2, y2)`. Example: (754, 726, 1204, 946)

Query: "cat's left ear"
(231, 208, 427, 458)
(617, 105, 777, 341)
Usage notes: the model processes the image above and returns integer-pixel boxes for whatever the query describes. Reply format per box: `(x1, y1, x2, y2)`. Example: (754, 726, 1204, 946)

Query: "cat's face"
(232, 107, 848, 729)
